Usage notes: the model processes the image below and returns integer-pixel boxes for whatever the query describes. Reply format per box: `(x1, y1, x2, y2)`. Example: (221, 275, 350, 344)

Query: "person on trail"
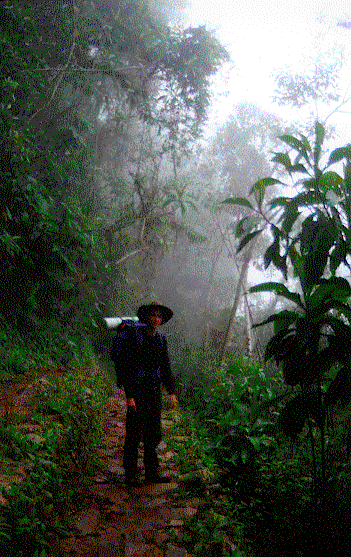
(115, 302, 177, 487)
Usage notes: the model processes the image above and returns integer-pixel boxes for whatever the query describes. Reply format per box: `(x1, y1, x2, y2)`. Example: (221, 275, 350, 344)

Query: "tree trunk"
(244, 286, 253, 359)
(198, 240, 224, 313)
(220, 241, 255, 366)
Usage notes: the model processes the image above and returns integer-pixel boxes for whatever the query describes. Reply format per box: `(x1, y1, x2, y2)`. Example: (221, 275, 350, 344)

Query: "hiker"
(113, 302, 177, 487)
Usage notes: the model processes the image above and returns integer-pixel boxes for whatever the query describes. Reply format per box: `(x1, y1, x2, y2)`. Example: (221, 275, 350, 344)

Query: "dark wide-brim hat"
(137, 301, 173, 324)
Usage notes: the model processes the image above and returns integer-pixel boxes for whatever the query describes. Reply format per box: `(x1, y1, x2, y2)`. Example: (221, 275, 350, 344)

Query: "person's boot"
(144, 469, 171, 484)
(125, 470, 142, 487)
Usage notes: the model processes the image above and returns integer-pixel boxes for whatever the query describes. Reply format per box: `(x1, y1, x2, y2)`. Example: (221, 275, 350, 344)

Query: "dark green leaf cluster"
(225, 123, 351, 494)
(0, 2, 102, 349)
(75, 0, 229, 148)
(0, 370, 111, 556)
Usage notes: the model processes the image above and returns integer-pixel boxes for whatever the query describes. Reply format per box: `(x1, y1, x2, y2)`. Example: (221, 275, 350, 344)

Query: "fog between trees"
(2, 0, 351, 366)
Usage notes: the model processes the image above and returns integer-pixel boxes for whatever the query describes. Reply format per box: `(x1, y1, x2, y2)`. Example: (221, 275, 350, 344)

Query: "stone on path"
(74, 508, 100, 537)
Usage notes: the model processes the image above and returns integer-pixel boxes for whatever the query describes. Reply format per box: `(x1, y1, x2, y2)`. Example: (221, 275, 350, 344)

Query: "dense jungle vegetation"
(2, 1, 351, 556)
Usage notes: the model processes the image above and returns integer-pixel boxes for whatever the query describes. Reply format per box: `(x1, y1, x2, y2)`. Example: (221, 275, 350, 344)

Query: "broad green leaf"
(249, 282, 304, 308)
(299, 134, 312, 153)
(308, 298, 351, 319)
(330, 240, 347, 274)
(236, 217, 249, 237)
(314, 121, 325, 164)
(264, 243, 277, 270)
(222, 197, 253, 209)
(327, 145, 351, 166)
(264, 231, 287, 278)
(270, 196, 289, 208)
(236, 229, 262, 253)
(291, 190, 326, 208)
(318, 277, 351, 297)
(279, 134, 309, 161)
(308, 280, 351, 311)
(271, 152, 292, 170)
(249, 177, 283, 193)
(281, 205, 300, 235)
(302, 177, 318, 189)
(289, 163, 308, 174)
(236, 216, 262, 237)
(289, 246, 304, 280)
(249, 177, 283, 208)
(264, 328, 295, 361)
(323, 316, 351, 345)
(301, 214, 336, 288)
(318, 171, 343, 194)
(252, 309, 299, 330)
(273, 310, 300, 334)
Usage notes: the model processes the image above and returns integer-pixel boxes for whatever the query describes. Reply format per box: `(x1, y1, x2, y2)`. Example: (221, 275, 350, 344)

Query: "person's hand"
(127, 398, 136, 411)
(169, 394, 177, 409)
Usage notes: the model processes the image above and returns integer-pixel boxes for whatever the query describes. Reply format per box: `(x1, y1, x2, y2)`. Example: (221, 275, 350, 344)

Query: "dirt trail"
(48, 388, 190, 557)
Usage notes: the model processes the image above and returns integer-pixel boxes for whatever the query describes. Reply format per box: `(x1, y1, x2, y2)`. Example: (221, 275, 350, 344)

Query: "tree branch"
(115, 248, 147, 266)
(29, 40, 77, 122)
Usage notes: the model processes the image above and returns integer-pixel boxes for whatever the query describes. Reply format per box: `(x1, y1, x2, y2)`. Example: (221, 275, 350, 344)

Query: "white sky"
(184, 1, 351, 292)
(185, 0, 351, 134)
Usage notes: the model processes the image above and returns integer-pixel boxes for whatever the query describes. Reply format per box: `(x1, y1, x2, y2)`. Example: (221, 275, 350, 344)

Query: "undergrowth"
(0, 364, 112, 557)
(176, 354, 351, 557)
(167, 408, 244, 556)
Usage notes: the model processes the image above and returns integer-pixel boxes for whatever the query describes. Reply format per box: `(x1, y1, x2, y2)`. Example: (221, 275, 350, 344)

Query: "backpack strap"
(111, 320, 146, 363)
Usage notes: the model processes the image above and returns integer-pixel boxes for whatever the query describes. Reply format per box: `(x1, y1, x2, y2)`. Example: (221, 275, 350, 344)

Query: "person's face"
(147, 309, 163, 330)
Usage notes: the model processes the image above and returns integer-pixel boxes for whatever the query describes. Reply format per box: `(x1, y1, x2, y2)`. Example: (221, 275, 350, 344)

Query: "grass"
(0, 345, 113, 557)
(165, 408, 244, 556)
(177, 354, 351, 557)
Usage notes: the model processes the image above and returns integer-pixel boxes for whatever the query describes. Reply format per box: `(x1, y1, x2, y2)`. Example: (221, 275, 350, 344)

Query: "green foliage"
(0, 368, 112, 557)
(183, 358, 283, 495)
(230, 122, 351, 503)
(178, 351, 351, 556)
(180, 507, 239, 557)
(77, 0, 229, 151)
(0, 1, 104, 363)
(0, 0, 230, 336)
(34, 369, 112, 471)
(273, 52, 343, 109)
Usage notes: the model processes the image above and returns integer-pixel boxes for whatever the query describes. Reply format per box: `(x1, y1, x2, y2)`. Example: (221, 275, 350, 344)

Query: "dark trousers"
(123, 403, 162, 477)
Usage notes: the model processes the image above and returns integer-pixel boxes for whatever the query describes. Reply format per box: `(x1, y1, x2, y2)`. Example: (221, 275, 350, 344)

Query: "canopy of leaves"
(1, 0, 229, 350)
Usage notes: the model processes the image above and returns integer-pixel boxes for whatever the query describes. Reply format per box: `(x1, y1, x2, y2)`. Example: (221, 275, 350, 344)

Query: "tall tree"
(1, 0, 230, 326)
(198, 103, 287, 359)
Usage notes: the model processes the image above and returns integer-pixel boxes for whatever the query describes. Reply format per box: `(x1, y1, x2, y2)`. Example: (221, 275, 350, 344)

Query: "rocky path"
(48, 388, 192, 557)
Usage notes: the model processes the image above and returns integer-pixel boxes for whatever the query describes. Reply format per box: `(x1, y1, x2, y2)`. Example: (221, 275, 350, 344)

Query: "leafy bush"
(188, 357, 282, 482)
(180, 352, 351, 555)
(0, 367, 112, 557)
(33, 369, 112, 472)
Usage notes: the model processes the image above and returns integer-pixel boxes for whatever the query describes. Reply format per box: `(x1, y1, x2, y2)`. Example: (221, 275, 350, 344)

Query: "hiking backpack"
(110, 319, 165, 387)
(110, 320, 145, 387)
